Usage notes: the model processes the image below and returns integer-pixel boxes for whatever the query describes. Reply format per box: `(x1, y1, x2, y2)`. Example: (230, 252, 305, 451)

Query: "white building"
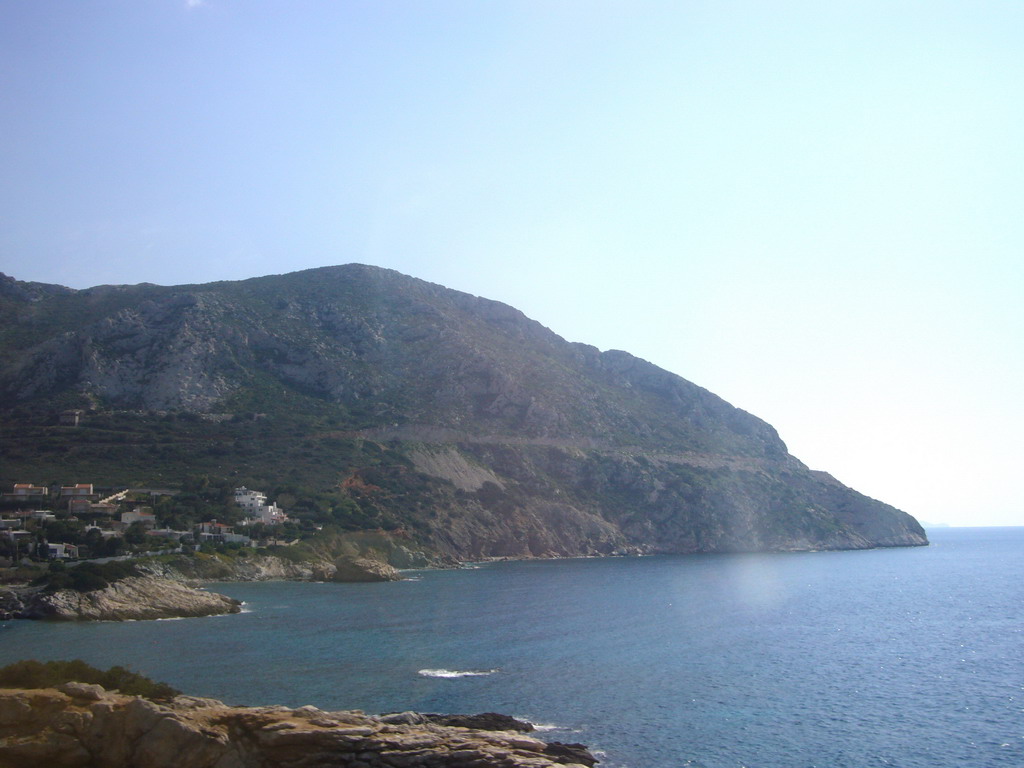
(249, 502, 288, 525)
(234, 487, 288, 526)
(46, 542, 79, 559)
(233, 487, 267, 513)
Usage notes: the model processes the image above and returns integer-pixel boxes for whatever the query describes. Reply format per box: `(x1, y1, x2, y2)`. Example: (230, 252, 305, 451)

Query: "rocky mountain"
(0, 265, 926, 557)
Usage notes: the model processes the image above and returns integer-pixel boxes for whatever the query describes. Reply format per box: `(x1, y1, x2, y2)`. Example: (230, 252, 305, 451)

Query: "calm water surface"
(2, 527, 1021, 768)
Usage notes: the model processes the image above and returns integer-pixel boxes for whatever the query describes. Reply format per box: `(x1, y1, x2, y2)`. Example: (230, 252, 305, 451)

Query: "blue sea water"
(1, 527, 1022, 768)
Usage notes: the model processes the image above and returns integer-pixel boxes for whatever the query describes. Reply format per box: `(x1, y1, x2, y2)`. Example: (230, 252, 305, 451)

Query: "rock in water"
(330, 556, 402, 582)
(22, 576, 241, 621)
(420, 712, 535, 731)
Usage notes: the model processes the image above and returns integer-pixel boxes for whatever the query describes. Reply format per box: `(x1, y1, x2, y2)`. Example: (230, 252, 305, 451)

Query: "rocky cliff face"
(0, 685, 596, 768)
(0, 265, 927, 556)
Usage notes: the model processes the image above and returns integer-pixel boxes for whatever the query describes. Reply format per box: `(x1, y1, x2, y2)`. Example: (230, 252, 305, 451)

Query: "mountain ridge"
(0, 264, 927, 557)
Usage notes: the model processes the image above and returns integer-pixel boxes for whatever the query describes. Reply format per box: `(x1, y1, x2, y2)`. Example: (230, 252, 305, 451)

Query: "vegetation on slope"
(31, 561, 142, 593)
(0, 659, 179, 700)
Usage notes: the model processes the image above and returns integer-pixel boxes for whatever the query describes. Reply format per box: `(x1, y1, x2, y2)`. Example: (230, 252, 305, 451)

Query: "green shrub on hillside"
(267, 544, 316, 563)
(0, 659, 179, 699)
(32, 560, 141, 593)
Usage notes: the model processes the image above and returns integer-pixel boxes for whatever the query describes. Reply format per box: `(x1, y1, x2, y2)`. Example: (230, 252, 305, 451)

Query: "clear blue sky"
(2, 1, 1022, 526)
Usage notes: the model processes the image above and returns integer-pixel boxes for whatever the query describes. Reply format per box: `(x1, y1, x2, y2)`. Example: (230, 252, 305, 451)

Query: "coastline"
(1, 530, 933, 623)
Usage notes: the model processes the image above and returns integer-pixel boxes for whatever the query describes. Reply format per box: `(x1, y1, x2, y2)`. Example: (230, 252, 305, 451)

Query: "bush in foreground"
(0, 659, 179, 700)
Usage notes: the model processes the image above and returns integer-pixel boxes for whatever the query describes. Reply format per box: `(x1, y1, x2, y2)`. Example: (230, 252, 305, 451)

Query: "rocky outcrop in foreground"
(4, 577, 241, 621)
(0, 685, 596, 768)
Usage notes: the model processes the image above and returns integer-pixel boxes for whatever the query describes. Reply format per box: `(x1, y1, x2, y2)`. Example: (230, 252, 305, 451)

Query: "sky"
(2, 1, 1022, 527)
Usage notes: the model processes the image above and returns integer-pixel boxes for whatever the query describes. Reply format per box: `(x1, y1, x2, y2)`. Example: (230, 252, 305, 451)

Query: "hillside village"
(0, 481, 297, 565)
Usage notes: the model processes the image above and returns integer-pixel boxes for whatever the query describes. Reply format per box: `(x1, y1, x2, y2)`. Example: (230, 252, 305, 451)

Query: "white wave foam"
(417, 668, 497, 679)
(526, 722, 560, 732)
(528, 722, 582, 733)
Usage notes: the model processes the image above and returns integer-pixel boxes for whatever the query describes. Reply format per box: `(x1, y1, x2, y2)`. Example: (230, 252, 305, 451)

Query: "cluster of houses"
(1, 482, 292, 561)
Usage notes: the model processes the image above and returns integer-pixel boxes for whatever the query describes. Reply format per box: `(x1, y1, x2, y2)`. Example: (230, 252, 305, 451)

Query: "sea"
(1, 526, 1021, 768)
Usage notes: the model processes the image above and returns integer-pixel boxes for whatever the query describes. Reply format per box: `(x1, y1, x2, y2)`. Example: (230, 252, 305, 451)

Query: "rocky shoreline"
(142, 551, 404, 584)
(0, 531, 929, 622)
(0, 576, 241, 622)
(0, 684, 597, 768)
(0, 548, 408, 622)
